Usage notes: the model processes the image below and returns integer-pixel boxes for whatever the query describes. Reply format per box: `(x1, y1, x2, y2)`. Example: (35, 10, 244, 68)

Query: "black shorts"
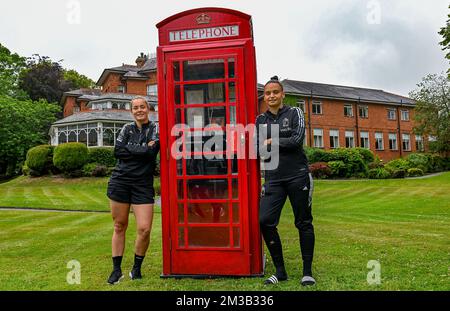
(107, 179, 155, 205)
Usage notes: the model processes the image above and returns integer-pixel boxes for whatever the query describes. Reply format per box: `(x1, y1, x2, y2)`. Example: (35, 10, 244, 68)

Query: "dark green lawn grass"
(0, 173, 449, 290)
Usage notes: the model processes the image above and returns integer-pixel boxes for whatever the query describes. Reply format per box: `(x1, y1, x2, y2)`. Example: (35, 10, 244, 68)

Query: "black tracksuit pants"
(260, 173, 315, 275)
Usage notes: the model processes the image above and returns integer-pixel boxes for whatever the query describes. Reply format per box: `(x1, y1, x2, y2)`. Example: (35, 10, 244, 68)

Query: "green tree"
(63, 69, 95, 89)
(0, 43, 27, 99)
(0, 95, 59, 176)
(19, 54, 72, 105)
(409, 73, 450, 153)
(439, 5, 450, 77)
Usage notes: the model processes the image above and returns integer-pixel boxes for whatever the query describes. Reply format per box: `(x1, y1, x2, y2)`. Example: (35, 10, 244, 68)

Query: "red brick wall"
(126, 80, 147, 95)
(259, 97, 418, 161)
(63, 96, 77, 117)
(102, 74, 122, 93)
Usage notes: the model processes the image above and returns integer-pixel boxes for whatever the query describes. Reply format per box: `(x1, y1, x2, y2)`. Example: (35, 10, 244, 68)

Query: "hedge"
(88, 147, 116, 167)
(25, 145, 55, 176)
(53, 143, 88, 174)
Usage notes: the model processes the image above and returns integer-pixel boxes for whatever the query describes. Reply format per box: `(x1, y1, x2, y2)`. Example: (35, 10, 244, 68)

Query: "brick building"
(53, 53, 420, 161)
(258, 80, 420, 161)
(50, 53, 158, 147)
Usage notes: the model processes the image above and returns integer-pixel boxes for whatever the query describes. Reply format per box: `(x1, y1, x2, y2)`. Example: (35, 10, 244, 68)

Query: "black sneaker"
(107, 269, 124, 285)
(301, 275, 316, 286)
(129, 267, 142, 280)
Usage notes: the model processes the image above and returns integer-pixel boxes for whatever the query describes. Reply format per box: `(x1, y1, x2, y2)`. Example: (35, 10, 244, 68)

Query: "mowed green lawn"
(0, 173, 449, 290)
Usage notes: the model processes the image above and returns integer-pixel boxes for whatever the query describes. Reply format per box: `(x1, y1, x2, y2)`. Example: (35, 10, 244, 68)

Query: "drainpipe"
(397, 100, 403, 158)
(355, 97, 360, 147)
(308, 90, 313, 147)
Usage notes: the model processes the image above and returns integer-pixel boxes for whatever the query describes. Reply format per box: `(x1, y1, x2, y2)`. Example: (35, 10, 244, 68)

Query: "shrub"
(25, 145, 54, 176)
(328, 160, 346, 178)
(309, 162, 331, 179)
(368, 167, 391, 179)
(407, 168, 424, 177)
(82, 163, 97, 177)
(53, 143, 88, 173)
(425, 154, 445, 172)
(390, 169, 406, 179)
(92, 165, 108, 177)
(88, 147, 116, 167)
(22, 164, 30, 176)
(443, 157, 450, 171)
(385, 158, 411, 171)
(406, 153, 429, 173)
(354, 147, 375, 164)
(305, 147, 329, 164)
(328, 148, 368, 177)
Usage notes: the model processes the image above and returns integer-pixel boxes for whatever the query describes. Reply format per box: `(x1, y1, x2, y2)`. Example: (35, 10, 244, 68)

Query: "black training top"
(110, 121, 160, 183)
(255, 105, 309, 181)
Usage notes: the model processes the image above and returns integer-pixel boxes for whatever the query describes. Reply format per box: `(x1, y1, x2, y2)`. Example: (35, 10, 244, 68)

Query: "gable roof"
(96, 58, 157, 86)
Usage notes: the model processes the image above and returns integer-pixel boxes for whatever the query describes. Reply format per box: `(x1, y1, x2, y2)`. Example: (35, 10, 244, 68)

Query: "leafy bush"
(88, 147, 116, 167)
(407, 168, 424, 177)
(354, 147, 375, 164)
(328, 160, 346, 178)
(368, 168, 391, 179)
(82, 163, 97, 177)
(305, 147, 329, 164)
(328, 148, 368, 177)
(385, 158, 411, 171)
(425, 154, 445, 172)
(83, 163, 109, 177)
(92, 165, 108, 177)
(53, 143, 88, 173)
(309, 162, 331, 179)
(22, 164, 30, 176)
(25, 145, 54, 176)
(443, 157, 450, 171)
(390, 169, 406, 179)
(406, 153, 429, 173)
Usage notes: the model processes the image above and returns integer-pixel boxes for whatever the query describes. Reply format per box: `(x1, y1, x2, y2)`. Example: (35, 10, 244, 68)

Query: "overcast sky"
(1, 0, 448, 96)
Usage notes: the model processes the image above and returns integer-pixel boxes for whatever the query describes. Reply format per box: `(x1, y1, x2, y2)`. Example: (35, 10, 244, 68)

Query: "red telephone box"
(156, 7, 262, 277)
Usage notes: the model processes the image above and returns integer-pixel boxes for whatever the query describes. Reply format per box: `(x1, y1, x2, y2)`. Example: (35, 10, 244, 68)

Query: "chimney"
(135, 52, 147, 68)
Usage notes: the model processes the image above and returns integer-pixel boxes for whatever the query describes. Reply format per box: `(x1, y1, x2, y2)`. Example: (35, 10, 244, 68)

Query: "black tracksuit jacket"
(255, 105, 309, 181)
(110, 121, 159, 183)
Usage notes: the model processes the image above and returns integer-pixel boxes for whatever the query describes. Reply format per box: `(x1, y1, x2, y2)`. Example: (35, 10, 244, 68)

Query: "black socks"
(303, 260, 312, 277)
(112, 256, 123, 271)
(133, 254, 145, 270)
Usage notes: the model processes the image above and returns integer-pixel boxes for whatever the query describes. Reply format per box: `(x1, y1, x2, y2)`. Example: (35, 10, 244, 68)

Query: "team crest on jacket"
(282, 118, 289, 127)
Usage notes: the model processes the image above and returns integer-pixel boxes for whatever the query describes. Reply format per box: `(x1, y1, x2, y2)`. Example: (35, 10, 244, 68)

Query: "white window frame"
(312, 101, 322, 114)
(360, 131, 369, 149)
(415, 135, 423, 151)
(147, 84, 158, 96)
(297, 99, 306, 113)
(387, 109, 396, 120)
(401, 110, 410, 121)
(389, 133, 398, 150)
(375, 132, 384, 150)
(329, 129, 339, 148)
(313, 128, 324, 148)
(344, 104, 353, 117)
(345, 130, 354, 148)
(402, 133, 411, 151)
(358, 105, 368, 118)
(117, 85, 125, 93)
